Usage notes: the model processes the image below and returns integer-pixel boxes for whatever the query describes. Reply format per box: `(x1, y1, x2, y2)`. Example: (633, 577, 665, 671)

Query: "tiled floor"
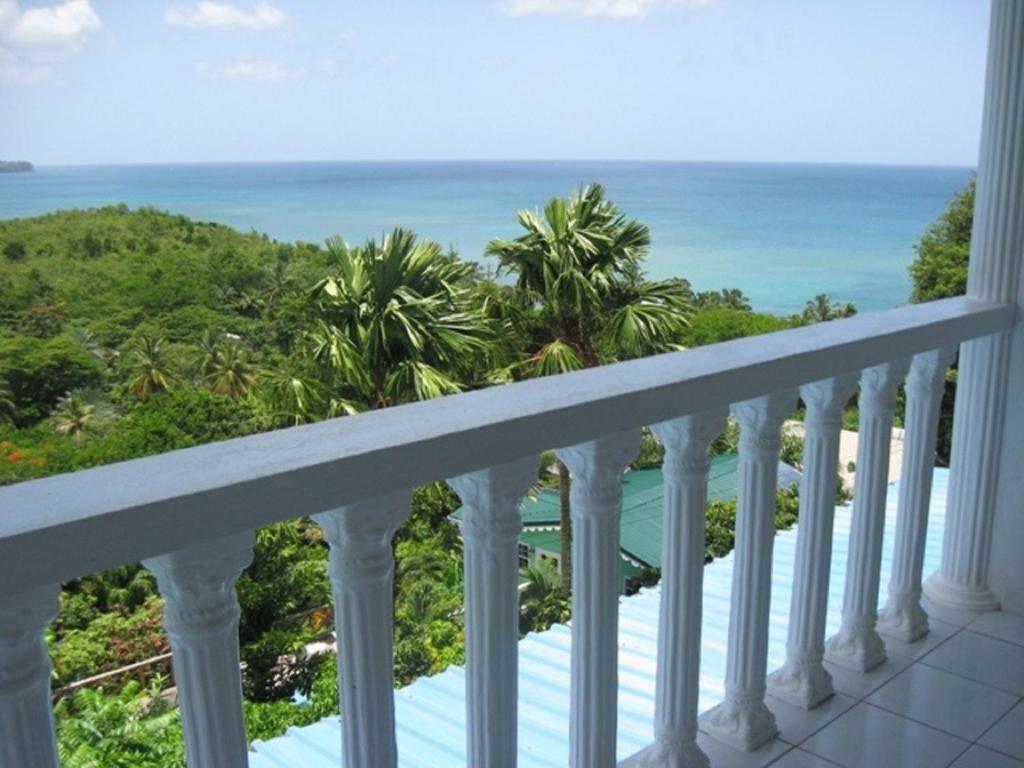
(701, 608, 1024, 768)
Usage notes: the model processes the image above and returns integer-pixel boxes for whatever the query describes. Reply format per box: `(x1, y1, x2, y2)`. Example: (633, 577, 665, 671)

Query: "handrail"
(0, 296, 1014, 595)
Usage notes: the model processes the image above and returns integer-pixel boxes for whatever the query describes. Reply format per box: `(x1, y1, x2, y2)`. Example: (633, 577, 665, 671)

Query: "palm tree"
(307, 228, 493, 411)
(260, 368, 322, 425)
(803, 293, 857, 323)
(487, 184, 692, 590)
(0, 377, 16, 425)
(519, 559, 570, 634)
(50, 389, 114, 442)
(127, 336, 177, 399)
(203, 341, 256, 400)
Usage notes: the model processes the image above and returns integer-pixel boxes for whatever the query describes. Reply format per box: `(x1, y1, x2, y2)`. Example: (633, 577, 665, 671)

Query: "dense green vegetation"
(907, 178, 974, 461)
(0, 190, 868, 766)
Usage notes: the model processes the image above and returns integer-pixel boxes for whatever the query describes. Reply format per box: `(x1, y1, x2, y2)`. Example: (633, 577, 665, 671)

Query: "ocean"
(0, 161, 971, 314)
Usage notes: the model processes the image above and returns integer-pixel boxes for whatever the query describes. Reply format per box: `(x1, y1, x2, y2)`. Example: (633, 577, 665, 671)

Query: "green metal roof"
(452, 454, 801, 569)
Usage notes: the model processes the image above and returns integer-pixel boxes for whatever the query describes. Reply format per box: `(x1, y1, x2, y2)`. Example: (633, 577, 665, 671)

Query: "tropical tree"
(203, 341, 257, 400)
(259, 368, 322, 426)
(487, 184, 692, 589)
(910, 178, 974, 303)
(519, 559, 571, 634)
(127, 337, 177, 399)
(0, 377, 15, 425)
(306, 228, 493, 411)
(909, 178, 976, 461)
(51, 394, 96, 442)
(695, 287, 752, 311)
(802, 293, 857, 323)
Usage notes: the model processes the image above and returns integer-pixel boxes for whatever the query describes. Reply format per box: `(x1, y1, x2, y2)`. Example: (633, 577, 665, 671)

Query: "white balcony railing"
(0, 295, 1015, 768)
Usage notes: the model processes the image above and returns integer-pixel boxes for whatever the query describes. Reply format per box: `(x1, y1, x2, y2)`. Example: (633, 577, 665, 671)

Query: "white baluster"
(825, 361, 909, 671)
(924, 0, 1024, 615)
(314, 491, 411, 768)
(143, 531, 254, 768)
(449, 458, 536, 768)
(556, 430, 641, 768)
(879, 349, 956, 642)
(706, 391, 796, 751)
(767, 374, 858, 709)
(622, 409, 727, 768)
(0, 585, 60, 768)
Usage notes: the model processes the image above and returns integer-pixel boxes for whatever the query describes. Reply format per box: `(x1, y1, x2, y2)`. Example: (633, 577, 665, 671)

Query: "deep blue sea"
(0, 161, 971, 314)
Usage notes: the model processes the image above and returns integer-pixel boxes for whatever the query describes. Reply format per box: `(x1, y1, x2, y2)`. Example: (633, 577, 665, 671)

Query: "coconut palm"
(127, 336, 177, 399)
(487, 184, 692, 590)
(803, 293, 857, 323)
(203, 341, 257, 400)
(519, 559, 571, 634)
(307, 228, 493, 411)
(51, 389, 114, 442)
(0, 377, 16, 425)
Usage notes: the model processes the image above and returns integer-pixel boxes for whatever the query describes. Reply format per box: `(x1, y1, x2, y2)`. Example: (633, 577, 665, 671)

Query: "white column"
(706, 391, 796, 752)
(143, 531, 254, 768)
(879, 349, 956, 641)
(622, 409, 727, 768)
(313, 491, 410, 768)
(556, 429, 641, 768)
(826, 361, 909, 671)
(449, 458, 536, 768)
(0, 585, 60, 768)
(767, 374, 858, 710)
(925, 0, 1024, 614)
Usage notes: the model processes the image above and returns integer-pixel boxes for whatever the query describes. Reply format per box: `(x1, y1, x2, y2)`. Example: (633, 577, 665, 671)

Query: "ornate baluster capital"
(313, 490, 412, 588)
(652, 407, 728, 478)
(556, 429, 642, 511)
(800, 373, 860, 429)
(449, 457, 536, 545)
(731, 390, 798, 455)
(906, 347, 957, 399)
(143, 531, 254, 636)
(859, 360, 911, 414)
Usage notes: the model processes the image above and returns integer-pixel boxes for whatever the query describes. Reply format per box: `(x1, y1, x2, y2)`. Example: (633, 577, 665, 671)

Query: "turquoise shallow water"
(0, 161, 971, 314)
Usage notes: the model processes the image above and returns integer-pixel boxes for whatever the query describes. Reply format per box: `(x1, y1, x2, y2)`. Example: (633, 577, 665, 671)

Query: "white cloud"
(194, 57, 300, 82)
(166, 1, 285, 30)
(1, 0, 101, 47)
(501, 0, 713, 18)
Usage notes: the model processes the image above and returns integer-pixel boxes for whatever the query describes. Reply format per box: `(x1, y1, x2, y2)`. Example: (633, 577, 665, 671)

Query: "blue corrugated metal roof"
(250, 471, 950, 767)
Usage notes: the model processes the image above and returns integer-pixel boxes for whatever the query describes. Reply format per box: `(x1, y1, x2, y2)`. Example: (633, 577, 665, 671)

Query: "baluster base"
(877, 595, 929, 642)
(922, 572, 1000, 614)
(620, 739, 710, 768)
(824, 625, 886, 672)
(703, 698, 778, 752)
(766, 660, 833, 710)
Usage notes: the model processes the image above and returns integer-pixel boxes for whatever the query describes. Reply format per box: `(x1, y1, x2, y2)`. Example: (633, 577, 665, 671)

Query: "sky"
(0, 0, 991, 166)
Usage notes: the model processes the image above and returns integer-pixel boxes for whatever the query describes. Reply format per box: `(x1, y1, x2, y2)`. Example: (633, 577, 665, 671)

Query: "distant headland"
(0, 161, 34, 173)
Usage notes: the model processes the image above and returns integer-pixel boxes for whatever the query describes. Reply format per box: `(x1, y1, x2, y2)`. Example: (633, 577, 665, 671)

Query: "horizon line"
(23, 158, 977, 171)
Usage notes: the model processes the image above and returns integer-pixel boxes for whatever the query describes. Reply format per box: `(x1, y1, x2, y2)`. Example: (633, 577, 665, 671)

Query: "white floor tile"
(979, 700, 1024, 760)
(823, 653, 913, 700)
(880, 618, 959, 661)
(921, 631, 1024, 695)
(767, 693, 857, 745)
(801, 703, 969, 768)
(970, 612, 1024, 648)
(695, 732, 792, 768)
(949, 745, 1024, 768)
(866, 663, 1018, 740)
(769, 748, 844, 767)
